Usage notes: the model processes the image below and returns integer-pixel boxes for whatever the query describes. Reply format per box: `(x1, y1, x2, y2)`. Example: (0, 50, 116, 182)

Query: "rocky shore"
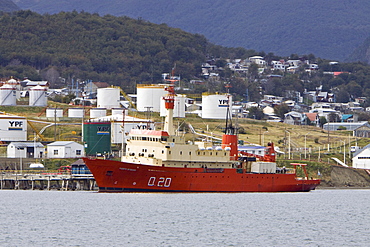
(318, 165, 370, 188)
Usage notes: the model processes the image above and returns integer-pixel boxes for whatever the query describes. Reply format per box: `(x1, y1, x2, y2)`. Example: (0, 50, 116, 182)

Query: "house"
(304, 113, 320, 126)
(85, 81, 110, 94)
(352, 144, 370, 169)
(47, 141, 85, 158)
(284, 111, 304, 125)
(7, 142, 45, 158)
(249, 56, 266, 66)
(353, 125, 370, 138)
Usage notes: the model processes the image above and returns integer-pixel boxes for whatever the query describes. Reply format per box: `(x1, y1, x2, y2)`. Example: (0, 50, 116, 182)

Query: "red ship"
(83, 84, 320, 192)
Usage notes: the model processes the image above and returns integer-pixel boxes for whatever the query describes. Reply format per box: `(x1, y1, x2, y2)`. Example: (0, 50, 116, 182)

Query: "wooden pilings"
(0, 173, 97, 191)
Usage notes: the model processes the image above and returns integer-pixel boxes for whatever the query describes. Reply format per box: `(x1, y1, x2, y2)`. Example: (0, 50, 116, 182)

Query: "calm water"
(0, 189, 369, 246)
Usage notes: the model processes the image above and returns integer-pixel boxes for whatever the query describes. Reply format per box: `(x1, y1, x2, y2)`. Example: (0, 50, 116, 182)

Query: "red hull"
(84, 158, 320, 192)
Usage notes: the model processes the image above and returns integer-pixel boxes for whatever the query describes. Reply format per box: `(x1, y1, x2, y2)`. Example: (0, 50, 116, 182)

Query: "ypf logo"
(8, 121, 23, 130)
(218, 99, 229, 107)
(97, 126, 110, 135)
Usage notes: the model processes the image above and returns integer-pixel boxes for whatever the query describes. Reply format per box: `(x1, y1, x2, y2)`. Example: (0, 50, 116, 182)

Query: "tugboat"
(83, 84, 320, 192)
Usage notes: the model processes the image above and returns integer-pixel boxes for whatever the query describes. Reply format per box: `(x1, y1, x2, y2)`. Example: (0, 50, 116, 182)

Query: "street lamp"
(304, 132, 310, 159)
(286, 130, 291, 159)
(262, 131, 268, 146)
(341, 140, 346, 165)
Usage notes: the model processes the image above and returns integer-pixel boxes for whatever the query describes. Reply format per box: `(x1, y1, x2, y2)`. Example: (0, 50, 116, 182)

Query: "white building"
(352, 144, 370, 169)
(7, 142, 45, 158)
(47, 141, 85, 158)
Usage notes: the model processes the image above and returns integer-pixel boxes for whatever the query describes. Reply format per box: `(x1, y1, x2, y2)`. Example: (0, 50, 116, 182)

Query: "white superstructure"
(97, 87, 120, 109)
(202, 93, 232, 119)
(136, 84, 168, 112)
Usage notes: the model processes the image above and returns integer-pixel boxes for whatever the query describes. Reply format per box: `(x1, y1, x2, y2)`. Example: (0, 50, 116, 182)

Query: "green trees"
(0, 10, 213, 91)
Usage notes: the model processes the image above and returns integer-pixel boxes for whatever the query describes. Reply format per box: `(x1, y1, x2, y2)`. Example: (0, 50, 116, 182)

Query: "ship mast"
(163, 67, 177, 136)
(221, 83, 238, 160)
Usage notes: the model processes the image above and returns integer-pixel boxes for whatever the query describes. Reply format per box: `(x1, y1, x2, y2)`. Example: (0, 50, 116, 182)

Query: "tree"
(319, 116, 327, 127)
(274, 103, 290, 119)
(247, 107, 264, 120)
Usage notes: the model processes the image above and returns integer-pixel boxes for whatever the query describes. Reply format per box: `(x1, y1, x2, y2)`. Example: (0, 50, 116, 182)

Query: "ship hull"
(83, 158, 320, 193)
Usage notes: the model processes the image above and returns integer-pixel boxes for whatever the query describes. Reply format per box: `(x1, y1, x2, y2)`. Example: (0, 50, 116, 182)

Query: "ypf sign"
(8, 121, 23, 130)
(218, 99, 229, 107)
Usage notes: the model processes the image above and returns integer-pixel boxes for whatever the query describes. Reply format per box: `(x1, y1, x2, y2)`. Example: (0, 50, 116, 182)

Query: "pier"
(0, 172, 97, 191)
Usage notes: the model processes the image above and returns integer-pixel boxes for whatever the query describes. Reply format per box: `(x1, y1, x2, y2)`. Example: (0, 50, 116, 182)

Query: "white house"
(47, 141, 85, 158)
(7, 142, 45, 158)
(352, 144, 370, 169)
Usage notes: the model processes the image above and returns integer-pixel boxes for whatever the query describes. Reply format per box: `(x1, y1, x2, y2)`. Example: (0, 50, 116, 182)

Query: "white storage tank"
(136, 84, 167, 112)
(97, 87, 120, 109)
(111, 108, 126, 115)
(0, 84, 16, 106)
(7, 78, 21, 99)
(90, 108, 107, 118)
(160, 94, 186, 118)
(202, 93, 232, 119)
(0, 115, 27, 141)
(46, 108, 63, 118)
(68, 108, 84, 118)
(29, 85, 47, 106)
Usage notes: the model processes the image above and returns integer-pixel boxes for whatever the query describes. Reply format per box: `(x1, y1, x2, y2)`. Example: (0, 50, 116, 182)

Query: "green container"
(83, 121, 111, 156)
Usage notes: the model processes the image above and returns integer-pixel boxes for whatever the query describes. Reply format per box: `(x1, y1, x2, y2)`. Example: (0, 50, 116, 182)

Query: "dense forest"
(14, 0, 370, 62)
(0, 10, 257, 92)
(2, 10, 370, 105)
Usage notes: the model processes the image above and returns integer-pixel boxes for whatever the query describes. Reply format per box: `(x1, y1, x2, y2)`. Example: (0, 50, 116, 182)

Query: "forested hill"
(348, 37, 370, 64)
(0, 11, 255, 90)
(0, 0, 20, 12)
(14, 0, 370, 62)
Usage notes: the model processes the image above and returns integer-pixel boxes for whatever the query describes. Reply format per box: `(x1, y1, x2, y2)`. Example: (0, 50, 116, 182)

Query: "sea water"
(0, 189, 369, 246)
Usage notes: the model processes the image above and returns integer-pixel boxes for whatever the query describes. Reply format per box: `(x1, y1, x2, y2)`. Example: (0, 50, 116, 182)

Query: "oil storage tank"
(90, 108, 107, 118)
(202, 93, 232, 119)
(0, 114, 27, 141)
(160, 94, 186, 118)
(97, 87, 120, 109)
(68, 108, 84, 118)
(29, 85, 47, 106)
(0, 84, 16, 106)
(46, 108, 63, 118)
(83, 121, 111, 156)
(111, 108, 126, 116)
(136, 84, 167, 112)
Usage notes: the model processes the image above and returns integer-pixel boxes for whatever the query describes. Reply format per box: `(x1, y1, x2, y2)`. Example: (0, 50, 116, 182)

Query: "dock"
(0, 172, 97, 191)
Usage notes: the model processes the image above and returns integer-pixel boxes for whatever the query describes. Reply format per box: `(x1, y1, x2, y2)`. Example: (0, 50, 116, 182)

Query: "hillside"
(14, 0, 370, 61)
(0, 0, 20, 12)
(347, 37, 370, 64)
(1, 11, 256, 91)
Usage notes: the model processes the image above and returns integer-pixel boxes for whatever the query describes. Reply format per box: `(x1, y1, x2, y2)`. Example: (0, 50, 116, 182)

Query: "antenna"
(224, 83, 235, 135)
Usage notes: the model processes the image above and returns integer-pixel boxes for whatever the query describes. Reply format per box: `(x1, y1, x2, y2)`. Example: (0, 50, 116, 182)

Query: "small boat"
(83, 84, 320, 192)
